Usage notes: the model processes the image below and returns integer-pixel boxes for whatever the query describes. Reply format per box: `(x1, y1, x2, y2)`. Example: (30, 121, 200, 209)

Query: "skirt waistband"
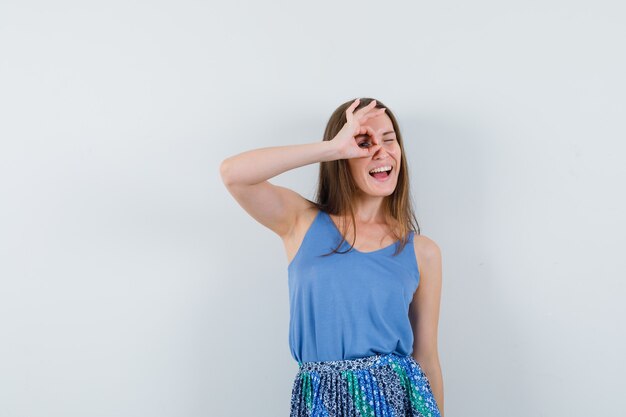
(297, 352, 411, 373)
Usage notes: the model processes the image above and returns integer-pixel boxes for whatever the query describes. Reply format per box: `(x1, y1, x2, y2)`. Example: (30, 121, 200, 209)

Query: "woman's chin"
(357, 179, 397, 196)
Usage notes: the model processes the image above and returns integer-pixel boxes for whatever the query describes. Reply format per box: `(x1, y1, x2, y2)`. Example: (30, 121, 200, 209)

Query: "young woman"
(220, 98, 444, 417)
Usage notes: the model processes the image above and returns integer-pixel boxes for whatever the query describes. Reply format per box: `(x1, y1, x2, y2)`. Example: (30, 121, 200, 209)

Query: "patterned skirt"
(290, 352, 441, 417)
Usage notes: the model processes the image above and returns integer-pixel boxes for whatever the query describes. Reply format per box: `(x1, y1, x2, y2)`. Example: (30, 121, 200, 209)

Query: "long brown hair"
(311, 97, 421, 257)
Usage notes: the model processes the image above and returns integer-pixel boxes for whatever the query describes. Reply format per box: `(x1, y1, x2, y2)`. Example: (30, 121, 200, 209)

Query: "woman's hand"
(329, 98, 387, 160)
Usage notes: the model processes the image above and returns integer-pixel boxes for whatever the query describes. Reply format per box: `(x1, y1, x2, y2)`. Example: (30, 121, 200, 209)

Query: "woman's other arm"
(409, 236, 444, 416)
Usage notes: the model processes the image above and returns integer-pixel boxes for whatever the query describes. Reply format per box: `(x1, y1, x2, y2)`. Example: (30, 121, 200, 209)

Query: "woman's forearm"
(421, 359, 445, 417)
(220, 140, 337, 186)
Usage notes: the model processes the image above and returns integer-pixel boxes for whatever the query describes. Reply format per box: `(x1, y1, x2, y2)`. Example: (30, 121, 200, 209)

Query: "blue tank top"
(287, 209, 420, 364)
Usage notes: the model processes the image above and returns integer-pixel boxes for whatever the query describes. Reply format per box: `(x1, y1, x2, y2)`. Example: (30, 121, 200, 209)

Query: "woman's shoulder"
(412, 233, 442, 264)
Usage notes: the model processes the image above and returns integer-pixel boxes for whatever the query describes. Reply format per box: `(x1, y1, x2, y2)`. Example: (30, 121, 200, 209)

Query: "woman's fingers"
(345, 98, 361, 124)
(353, 125, 381, 155)
(356, 101, 386, 124)
(348, 99, 376, 123)
(346, 99, 383, 125)
(360, 106, 386, 123)
(354, 100, 377, 118)
(364, 125, 381, 146)
(357, 125, 375, 136)
(343, 100, 386, 153)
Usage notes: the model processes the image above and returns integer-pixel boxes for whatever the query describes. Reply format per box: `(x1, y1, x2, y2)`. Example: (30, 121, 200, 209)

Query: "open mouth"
(369, 166, 393, 181)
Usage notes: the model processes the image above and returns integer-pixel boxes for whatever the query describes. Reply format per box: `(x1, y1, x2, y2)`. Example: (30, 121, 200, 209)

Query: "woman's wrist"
(318, 139, 341, 163)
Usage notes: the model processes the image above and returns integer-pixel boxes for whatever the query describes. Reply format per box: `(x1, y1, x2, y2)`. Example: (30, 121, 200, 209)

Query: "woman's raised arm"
(219, 99, 384, 237)
(220, 141, 337, 238)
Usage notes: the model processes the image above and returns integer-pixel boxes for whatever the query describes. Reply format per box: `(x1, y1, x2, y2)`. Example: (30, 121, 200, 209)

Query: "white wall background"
(1, 1, 624, 416)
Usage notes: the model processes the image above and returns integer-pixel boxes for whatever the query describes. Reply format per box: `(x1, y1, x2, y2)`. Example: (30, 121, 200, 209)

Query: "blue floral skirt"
(290, 352, 441, 417)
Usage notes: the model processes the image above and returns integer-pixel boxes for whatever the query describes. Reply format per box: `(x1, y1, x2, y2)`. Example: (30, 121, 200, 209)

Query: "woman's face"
(347, 113, 401, 197)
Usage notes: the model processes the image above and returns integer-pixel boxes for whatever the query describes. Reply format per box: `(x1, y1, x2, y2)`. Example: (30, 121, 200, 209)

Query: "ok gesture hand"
(329, 99, 387, 160)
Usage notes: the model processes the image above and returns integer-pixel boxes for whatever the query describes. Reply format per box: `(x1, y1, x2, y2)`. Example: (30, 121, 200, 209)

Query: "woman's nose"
(373, 141, 389, 157)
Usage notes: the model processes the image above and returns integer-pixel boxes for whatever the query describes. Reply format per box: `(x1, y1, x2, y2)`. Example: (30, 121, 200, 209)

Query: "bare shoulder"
(413, 234, 442, 275)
